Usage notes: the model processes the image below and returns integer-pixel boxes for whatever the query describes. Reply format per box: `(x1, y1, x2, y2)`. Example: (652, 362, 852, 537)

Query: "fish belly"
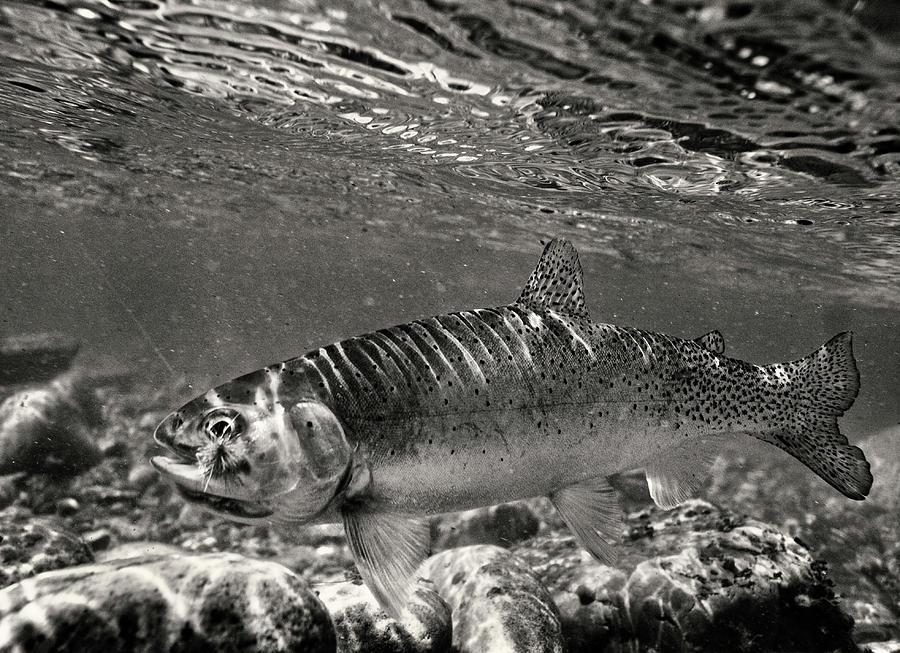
(364, 401, 668, 515)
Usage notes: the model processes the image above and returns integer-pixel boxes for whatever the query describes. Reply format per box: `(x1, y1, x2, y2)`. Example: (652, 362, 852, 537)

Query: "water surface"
(1, 0, 898, 437)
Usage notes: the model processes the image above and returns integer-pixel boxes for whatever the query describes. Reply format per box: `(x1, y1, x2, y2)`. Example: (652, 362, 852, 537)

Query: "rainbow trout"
(152, 238, 872, 616)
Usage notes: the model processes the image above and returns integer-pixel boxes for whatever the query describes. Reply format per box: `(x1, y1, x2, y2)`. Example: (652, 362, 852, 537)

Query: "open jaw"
(150, 455, 274, 520)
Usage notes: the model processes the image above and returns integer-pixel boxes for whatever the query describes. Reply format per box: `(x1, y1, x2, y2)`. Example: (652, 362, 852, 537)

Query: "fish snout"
(154, 411, 194, 460)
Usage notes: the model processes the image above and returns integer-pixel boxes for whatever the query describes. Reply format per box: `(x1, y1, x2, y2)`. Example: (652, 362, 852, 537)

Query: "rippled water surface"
(1, 0, 898, 431)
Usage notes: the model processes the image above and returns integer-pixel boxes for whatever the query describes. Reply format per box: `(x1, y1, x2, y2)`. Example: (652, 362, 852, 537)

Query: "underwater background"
(1, 0, 898, 651)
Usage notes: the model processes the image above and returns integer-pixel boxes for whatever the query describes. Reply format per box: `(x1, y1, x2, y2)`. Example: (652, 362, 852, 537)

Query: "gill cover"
(270, 401, 356, 521)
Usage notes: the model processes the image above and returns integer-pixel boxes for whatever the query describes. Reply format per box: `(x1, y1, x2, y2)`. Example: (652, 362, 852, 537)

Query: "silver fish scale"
(290, 304, 708, 467)
(306, 306, 593, 416)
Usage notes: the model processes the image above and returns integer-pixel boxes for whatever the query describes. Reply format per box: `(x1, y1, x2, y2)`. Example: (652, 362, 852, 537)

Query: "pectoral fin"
(549, 476, 622, 564)
(342, 506, 431, 619)
(644, 442, 717, 509)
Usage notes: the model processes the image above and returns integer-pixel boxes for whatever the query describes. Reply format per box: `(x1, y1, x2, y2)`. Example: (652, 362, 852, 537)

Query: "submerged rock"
(0, 552, 335, 652)
(98, 541, 186, 562)
(705, 428, 900, 647)
(0, 375, 103, 476)
(431, 501, 541, 552)
(514, 500, 858, 653)
(420, 544, 564, 653)
(317, 579, 451, 653)
(0, 332, 79, 386)
(0, 509, 94, 588)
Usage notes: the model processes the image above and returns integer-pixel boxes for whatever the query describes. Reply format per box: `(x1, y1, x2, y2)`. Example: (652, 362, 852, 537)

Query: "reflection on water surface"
(0, 0, 897, 428)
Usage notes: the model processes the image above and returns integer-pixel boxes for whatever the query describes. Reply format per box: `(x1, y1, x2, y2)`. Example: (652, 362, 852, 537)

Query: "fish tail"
(754, 332, 872, 499)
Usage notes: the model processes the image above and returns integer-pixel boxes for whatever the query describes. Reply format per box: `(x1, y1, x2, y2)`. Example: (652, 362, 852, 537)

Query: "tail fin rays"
(754, 332, 872, 500)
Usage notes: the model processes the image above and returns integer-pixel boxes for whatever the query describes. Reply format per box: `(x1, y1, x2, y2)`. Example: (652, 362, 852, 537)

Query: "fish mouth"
(175, 482, 273, 520)
(152, 412, 273, 520)
(150, 455, 274, 519)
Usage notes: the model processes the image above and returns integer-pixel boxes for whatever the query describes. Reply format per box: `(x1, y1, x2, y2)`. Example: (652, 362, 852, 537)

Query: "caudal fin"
(755, 332, 872, 500)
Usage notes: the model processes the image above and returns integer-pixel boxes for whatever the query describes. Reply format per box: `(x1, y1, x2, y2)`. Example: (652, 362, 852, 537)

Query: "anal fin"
(644, 441, 717, 509)
(342, 505, 431, 619)
(549, 476, 622, 564)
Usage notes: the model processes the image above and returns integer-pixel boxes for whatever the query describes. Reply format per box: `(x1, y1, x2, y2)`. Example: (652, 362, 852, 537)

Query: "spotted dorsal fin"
(694, 330, 725, 355)
(517, 238, 589, 319)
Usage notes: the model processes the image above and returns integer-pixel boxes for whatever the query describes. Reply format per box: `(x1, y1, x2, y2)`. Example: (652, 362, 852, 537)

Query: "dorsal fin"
(694, 330, 725, 355)
(516, 238, 589, 319)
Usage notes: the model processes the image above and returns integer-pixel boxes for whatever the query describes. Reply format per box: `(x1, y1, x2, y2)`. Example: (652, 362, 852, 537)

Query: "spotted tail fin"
(754, 332, 872, 500)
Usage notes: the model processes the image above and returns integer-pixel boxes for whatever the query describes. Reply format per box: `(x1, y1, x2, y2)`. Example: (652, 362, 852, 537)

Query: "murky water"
(2, 0, 898, 426)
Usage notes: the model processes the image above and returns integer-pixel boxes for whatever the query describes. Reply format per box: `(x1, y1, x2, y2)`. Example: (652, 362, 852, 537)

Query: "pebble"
(84, 529, 112, 552)
(0, 511, 94, 588)
(56, 497, 80, 516)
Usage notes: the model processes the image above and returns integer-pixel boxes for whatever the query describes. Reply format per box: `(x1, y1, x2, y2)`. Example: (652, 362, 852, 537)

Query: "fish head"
(151, 370, 353, 524)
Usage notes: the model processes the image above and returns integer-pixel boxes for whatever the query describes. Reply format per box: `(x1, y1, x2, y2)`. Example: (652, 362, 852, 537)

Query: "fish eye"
(201, 408, 244, 440)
